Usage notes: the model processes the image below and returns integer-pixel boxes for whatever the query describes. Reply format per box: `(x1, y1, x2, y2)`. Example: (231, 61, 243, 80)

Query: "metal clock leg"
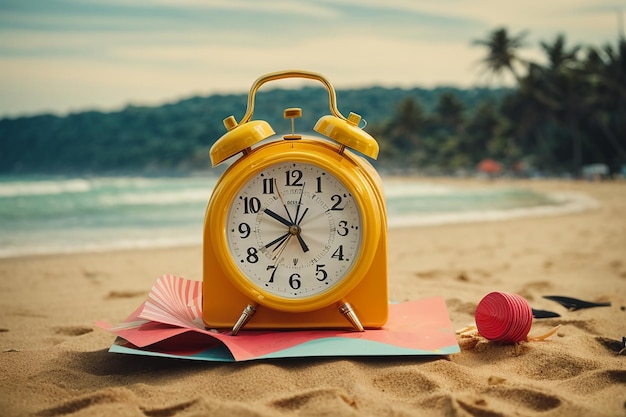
(338, 301, 365, 332)
(231, 303, 258, 336)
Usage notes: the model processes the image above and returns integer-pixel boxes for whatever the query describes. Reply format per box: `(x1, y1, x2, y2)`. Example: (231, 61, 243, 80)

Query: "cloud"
(0, 0, 622, 116)
(73, 0, 339, 18)
(0, 33, 490, 116)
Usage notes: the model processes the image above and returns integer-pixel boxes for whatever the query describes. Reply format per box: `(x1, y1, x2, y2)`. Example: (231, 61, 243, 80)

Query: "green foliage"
(375, 29, 626, 176)
(0, 85, 504, 174)
(493, 31, 626, 175)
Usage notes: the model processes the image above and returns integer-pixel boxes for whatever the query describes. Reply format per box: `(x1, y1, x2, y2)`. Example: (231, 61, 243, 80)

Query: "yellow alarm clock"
(202, 70, 388, 335)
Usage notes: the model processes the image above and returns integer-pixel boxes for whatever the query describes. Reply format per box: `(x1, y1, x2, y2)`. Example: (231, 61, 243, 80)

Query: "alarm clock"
(202, 70, 388, 335)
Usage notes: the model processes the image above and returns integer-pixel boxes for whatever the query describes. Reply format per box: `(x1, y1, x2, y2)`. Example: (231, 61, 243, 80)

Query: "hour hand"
(264, 208, 293, 227)
(296, 233, 309, 253)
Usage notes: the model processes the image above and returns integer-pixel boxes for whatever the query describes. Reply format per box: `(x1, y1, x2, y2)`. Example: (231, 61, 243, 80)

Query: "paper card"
(96, 275, 460, 362)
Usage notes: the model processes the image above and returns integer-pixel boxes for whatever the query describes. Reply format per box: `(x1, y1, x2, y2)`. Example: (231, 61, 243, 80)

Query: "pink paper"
(96, 275, 458, 361)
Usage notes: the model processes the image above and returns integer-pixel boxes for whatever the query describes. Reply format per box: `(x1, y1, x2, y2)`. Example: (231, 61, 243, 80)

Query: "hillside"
(0, 86, 507, 175)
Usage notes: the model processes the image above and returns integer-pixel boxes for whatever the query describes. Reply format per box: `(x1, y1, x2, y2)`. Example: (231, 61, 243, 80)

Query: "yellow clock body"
(202, 70, 388, 333)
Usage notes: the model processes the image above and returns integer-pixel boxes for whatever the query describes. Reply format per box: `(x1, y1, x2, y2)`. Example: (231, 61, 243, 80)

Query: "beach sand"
(1, 179, 625, 417)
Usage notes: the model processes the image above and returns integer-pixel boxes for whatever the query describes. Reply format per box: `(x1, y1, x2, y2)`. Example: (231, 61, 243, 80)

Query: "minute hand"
(295, 207, 310, 253)
(264, 208, 293, 227)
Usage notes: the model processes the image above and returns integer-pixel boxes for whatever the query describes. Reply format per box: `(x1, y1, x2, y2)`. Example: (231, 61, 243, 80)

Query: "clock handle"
(238, 70, 346, 124)
(211, 70, 379, 165)
(237, 70, 379, 160)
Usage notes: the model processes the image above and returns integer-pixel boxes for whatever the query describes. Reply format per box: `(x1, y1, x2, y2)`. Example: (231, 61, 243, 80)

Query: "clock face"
(226, 161, 363, 299)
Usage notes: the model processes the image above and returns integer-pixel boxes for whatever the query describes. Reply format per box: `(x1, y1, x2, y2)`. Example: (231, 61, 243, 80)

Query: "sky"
(0, 0, 623, 118)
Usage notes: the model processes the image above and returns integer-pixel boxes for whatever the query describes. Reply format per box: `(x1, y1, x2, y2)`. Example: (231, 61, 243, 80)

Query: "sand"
(0, 178, 625, 417)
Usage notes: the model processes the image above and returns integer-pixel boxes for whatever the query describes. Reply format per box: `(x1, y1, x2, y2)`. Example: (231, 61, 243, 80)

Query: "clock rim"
(205, 138, 383, 313)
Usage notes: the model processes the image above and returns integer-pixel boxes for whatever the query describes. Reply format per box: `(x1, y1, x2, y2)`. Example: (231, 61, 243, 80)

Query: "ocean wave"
(0, 179, 91, 197)
(0, 235, 202, 259)
(0, 176, 601, 259)
(97, 189, 211, 206)
(387, 191, 599, 228)
(384, 182, 455, 197)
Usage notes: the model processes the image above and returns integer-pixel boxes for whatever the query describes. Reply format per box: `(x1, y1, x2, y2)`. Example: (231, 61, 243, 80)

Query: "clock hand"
(295, 207, 309, 226)
(265, 204, 310, 254)
(274, 178, 295, 223)
(295, 233, 309, 253)
(271, 234, 292, 262)
(263, 208, 293, 228)
(264, 184, 310, 254)
(264, 232, 290, 252)
(264, 208, 308, 253)
(294, 206, 310, 253)
(294, 183, 306, 225)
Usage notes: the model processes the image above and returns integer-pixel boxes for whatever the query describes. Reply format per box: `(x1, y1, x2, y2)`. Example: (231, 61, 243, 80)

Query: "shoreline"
(0, 178, 606, 260)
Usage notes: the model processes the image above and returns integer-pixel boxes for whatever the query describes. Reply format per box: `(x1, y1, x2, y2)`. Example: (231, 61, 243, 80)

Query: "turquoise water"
(0, 175, 565, 258)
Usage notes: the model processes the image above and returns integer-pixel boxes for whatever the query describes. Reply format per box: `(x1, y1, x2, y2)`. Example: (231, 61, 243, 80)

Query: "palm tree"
(540, 34, 581, 73)
(537, 34, 586, 175)
(435, 92, 465, 130)
(379, 97, 426, 166)
(473, 27, 528, 83)
(584, 39, 626, 170)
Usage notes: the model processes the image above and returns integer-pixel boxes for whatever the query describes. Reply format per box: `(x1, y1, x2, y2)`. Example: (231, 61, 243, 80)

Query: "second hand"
(274, 178, 294, 223)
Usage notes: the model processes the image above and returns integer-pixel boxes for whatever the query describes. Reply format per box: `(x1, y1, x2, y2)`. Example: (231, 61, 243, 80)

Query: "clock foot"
(338, 301, 364, 332)
(231, 303, 257, 336)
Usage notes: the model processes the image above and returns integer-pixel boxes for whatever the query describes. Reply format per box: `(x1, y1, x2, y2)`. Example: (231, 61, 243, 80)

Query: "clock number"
(337, 220, 349, 236)
(238, 222, 251, 238)
(243, 196, 261, 214)
(246, 247, 259, 263)
(331, 245, 345, 261)
(262, 178, 275, 194)
(285, 169, 303, 186)
(330, 194, 345, 211)
(266, 265, 277, 283)
(289, 273, 302, 290)
(316, 176, 323, 193)
(315, 264, 328, 281)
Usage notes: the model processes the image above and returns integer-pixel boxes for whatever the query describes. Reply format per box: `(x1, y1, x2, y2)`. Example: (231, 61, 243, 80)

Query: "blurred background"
(0, 1, 621, 112)
(1, 0, 624, 175)
(0, 0, 623, 257)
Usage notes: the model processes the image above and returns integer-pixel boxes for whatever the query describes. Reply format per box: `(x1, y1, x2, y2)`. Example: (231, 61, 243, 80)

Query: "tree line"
(0, 86, 505, 174)
(1, 28, 624, 177)
(372, 28, 625, 176)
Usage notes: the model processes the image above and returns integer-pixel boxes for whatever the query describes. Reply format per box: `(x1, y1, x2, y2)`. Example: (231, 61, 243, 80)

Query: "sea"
(0, 175, 597, 259)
